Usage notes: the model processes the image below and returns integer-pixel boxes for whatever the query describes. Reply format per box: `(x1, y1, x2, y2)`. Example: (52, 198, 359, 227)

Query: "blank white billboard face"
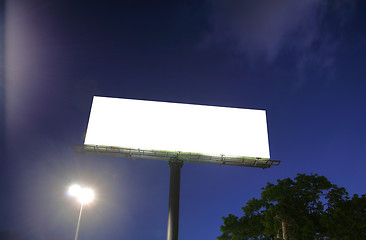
(84, 96, 270, 159)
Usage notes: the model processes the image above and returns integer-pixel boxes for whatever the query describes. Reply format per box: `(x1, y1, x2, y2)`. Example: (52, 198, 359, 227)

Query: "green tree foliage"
(218, 174, 366, 240)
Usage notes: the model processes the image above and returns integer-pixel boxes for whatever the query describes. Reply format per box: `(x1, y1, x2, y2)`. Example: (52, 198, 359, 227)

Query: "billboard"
(84, 96, 271, 161)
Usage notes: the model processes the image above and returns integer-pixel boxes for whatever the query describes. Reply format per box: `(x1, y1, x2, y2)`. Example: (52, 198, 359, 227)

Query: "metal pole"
(75, 203, 84, 240)
(167, 160, 183, 240)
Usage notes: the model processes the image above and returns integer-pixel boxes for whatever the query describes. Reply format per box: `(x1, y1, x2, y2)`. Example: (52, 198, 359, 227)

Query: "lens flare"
(68, 185, 95, 204)
(77, 188, 95, 204)
(68, 184, 81, 197)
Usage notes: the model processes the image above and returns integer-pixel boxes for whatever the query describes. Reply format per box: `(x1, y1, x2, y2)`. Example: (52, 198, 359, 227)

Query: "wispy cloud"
(206, 0, 356, 85)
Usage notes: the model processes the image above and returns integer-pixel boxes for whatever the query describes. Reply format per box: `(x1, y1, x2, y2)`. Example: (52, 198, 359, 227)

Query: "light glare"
(68, 184, 81, 197)
(77, 188, 95, 204)
(68, 185, 95, 204)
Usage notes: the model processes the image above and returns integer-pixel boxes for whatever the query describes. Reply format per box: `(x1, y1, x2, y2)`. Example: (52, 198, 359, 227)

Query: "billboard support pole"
(167, 159, 183, 240)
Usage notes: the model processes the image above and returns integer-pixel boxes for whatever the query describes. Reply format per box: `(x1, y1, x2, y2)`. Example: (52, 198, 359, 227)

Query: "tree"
(322, 193, 366, 239)
(218, 174, 366, 240)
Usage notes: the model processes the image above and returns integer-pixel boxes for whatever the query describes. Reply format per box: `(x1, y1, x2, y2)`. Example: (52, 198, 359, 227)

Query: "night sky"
(2, 0, 366, 239)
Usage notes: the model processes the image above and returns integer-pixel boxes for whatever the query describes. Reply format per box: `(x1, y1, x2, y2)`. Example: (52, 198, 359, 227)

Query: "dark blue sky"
(2, 0, 366, 239)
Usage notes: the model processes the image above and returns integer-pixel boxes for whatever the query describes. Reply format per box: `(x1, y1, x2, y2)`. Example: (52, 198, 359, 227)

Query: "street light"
(68, 184, 95, 240)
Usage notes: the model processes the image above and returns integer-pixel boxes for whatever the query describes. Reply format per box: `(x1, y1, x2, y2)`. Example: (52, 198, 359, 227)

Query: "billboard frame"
(75, 145, 279, 169)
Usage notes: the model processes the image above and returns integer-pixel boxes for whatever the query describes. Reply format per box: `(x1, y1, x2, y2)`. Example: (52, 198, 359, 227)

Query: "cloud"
(206, 0, 356, 83)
